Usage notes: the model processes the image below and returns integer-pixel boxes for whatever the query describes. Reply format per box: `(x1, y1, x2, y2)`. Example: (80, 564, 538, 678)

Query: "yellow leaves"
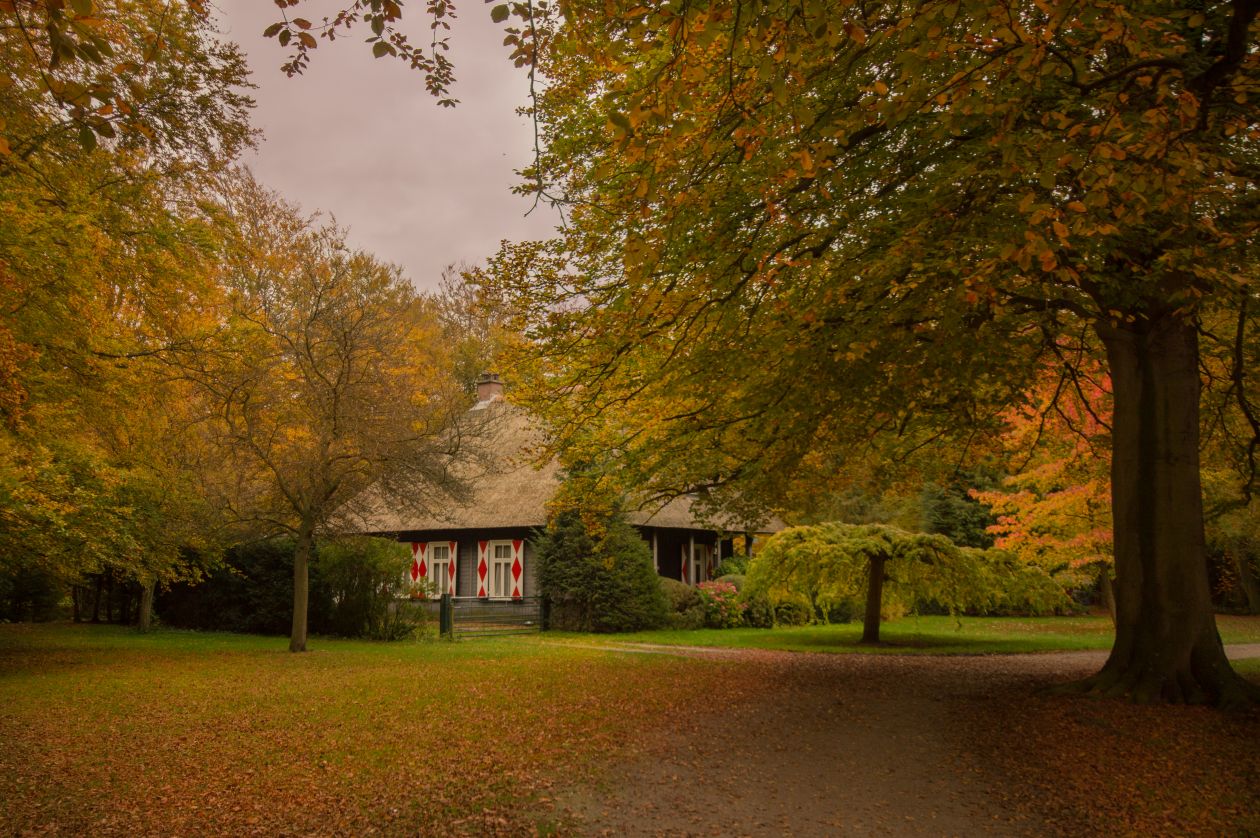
(873, 79, 890, 96)
(1095, 143, 1126, 161)
(1065, 201, 1087, 213)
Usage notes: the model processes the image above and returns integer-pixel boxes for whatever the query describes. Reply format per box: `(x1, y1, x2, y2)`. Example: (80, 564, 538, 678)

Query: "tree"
(477, 2, 1260, 706)
(430, 264, 515, 392)
(0, 0, 252, 620)
(535, 482, 669, 633)
(972, 361, 1116, 617)
(187, 172, 473, 652)
(747, 523, 1064, 644)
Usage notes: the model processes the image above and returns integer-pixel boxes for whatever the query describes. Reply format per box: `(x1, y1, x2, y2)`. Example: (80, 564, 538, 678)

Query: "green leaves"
(490, 4, 510, 24)
(746, 523, 1065, 623)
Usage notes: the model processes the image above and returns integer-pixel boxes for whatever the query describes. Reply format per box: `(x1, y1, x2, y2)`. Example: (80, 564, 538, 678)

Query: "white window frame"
(487, 540, 515, 598)
(428, 542, 452, 596)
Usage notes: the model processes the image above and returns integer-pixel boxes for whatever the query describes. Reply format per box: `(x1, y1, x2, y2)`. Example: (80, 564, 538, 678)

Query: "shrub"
(157, 535, 417, 640)
(658, 576, 704, 629)
(371, 600, 430, 641)
(822, 598, 858, 624)
(774, 599, 810, 626)
(158, 538, 295, 635)
(536, 506, 669, 633)
(741, 593, 774, 628)
(670, 604, 707, 630)
(697, 581, 745, 628)
(715, 573, 745, 592)
(315, 537, 416, 639)
(715, 557, 748, 577)
(659, 576, 700, 612)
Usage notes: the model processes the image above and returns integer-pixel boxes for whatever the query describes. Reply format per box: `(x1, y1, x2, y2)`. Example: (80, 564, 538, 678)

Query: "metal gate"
(439, 594, 543, 639)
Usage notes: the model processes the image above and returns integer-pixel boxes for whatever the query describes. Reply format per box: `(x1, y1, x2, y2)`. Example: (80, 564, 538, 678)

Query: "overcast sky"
(210, 1, 560, 291)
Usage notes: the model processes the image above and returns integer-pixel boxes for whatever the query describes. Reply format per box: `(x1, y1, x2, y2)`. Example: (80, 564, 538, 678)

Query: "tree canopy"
(0, 0, 253, 620)
(478, 1, 1260, 705)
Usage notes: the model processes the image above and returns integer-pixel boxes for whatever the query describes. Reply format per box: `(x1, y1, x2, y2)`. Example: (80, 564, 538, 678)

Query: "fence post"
(439, 593, 453, 640)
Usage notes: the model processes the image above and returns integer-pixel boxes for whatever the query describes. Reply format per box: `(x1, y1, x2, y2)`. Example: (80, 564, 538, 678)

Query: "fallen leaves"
(0, 625, 757, 836)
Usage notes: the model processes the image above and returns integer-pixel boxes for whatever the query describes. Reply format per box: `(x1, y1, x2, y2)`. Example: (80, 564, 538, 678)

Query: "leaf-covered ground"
(1, 623, 1256, 836)
(564, 647, 1260, 837)
(0, 624, 764, 836)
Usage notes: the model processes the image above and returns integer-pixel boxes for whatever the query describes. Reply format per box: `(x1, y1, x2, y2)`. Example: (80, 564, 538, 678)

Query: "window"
(489, 541, 514, 598)
(430, 543, 451, 595)
(409, 541, 456, 596)
(478, 539, 523, 597)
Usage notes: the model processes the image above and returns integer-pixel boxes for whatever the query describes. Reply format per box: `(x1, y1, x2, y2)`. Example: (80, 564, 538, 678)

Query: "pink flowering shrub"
(696, 581, 746, 629)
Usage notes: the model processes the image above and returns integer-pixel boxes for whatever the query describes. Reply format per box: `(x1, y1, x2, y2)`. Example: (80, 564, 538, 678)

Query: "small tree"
(535, 503, 668, 633)
(186, 171, 473, 652)
(746, 523, 1064, 644)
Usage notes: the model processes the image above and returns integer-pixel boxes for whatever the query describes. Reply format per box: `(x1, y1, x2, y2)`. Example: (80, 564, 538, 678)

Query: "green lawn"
(558, 613, 1260, 655)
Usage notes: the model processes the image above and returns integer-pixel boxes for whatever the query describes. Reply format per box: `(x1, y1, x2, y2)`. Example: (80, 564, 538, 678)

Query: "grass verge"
(558, 613, 1260, 655)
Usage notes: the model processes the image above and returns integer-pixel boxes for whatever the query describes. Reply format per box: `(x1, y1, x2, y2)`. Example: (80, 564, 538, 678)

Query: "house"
(365, 373, 775, 599)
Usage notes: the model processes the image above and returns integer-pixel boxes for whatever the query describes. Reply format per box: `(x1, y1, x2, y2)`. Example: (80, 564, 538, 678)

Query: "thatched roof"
(362, 399, 776, 534)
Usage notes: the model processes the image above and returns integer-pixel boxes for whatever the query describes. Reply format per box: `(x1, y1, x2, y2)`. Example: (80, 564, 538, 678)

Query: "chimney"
(475, 371, 504, 403)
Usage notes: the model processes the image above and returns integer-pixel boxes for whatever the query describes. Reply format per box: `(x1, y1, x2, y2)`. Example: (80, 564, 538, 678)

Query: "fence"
(438, 594, 544, 639)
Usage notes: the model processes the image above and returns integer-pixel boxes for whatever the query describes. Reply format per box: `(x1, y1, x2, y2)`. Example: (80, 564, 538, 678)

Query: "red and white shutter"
(409, 542, 421, 582)
(447, 541, 458, 596)
(477, 541, 489, 597)
(510, 539, 524, 598)
(681, 545, 689, 584)
(416, 542, 429, 581)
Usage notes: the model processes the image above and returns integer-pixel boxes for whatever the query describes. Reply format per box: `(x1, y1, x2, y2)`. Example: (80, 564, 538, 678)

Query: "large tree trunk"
(137, 582, 154, 633)
(1086, 318, 1259, 706)
(290, 522, 314, 653)
(860, 555, 886, 644)
(1098, 569, 1116, 626)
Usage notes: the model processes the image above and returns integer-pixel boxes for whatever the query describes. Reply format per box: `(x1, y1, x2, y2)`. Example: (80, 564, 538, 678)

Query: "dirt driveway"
(560, 646, 1260, 837)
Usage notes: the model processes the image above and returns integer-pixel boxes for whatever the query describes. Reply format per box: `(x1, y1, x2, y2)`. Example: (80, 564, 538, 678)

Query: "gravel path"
(559, 644, 1260, 837)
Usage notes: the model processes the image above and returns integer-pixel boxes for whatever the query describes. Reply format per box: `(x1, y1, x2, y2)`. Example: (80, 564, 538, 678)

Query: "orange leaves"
(0, 625, 777, 837)
(970, 683, 1260, 837)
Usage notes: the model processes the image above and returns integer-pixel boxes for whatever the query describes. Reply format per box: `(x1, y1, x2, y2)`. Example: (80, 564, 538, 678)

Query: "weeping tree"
(746, 523, 1064, 644)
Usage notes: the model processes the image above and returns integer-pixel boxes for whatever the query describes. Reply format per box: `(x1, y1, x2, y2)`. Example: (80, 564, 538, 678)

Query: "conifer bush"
(535, 506, 669, 633)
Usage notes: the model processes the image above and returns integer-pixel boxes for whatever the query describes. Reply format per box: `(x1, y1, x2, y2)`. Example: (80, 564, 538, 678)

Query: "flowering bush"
(696, 581, 746, 629)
